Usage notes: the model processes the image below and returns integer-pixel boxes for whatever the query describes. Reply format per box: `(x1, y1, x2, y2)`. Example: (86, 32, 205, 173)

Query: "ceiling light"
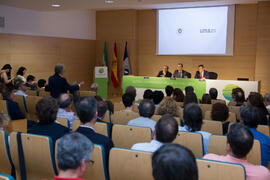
(51, 4, 61, 7)
(105, 0, 114, 4)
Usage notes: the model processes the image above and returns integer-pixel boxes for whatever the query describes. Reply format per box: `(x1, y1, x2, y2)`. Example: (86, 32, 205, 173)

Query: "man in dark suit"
(157, 65, 172, 78)
(49, 64, 84, 98)
(29, 96, 69, 145)
(76, 96, 114, 159)
(173, 63, 191, 78)
(194, 64, 209, 79)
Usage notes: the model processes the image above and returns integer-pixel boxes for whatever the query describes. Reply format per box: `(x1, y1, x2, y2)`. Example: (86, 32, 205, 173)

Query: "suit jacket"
(76, 126, 114, 158)
(48, 73, 79, 98)
(173, 70, 191, 78)
(157, 71, 172, 78)
(29, 122, 70, 145)
(5, 99, 26, 120)
(194, 70, 209, 79)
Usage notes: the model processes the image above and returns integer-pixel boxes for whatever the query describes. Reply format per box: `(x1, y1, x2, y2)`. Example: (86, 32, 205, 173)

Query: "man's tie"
(200, 73, 203, 79)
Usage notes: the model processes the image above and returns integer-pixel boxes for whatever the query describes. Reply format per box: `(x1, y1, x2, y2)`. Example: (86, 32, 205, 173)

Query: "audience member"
(179, 103, 211, 154)
(90, 83, 98, 94)
(232, 88, 245, 106)
(38, 79, 47, 89)
(128, 99, 156, 131)
(209, 88, 218, 100)
(131, 114, 178, 152)
(240, 105, 270, 167)
(185, 86, 194, 95)
(204, 123, 270, 180)
(16, 66, 27, 82)
(183, 92, 198, 107)
(211, 103, 230, 135)
(2, 87, 26, 120)
(157, 97, 179, 117)
(49, 64, 84, 98)
(165, 85, 174, 97)
(0, 113, 9, 130)
(97, 100, 108, 122)
(76, 97, 114, 158)
(264, 93, 270, 110)
(173, 88, 185, 102)
(153, 91, 164, 106)
(55, 132, 94, 180)
(122, 93, 135, 112)
(29, 97, 69, 144)
(26, 75, 37, 90)
(125, 86, 136, 99)
(143, 89, 153, 100)
(0, 64, 13, 87)
(14, 78, 27, 97)
(152, 144, 198, 180)
(57, 93, 79, 129)
(201, 93, 211, 104)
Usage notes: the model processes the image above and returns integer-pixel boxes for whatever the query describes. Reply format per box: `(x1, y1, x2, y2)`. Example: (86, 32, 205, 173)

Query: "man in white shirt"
(263, 93, 270, 109)
(14, 78, 28, 97)
(128, 99, 156, 131)
(131, 114, 178, 152)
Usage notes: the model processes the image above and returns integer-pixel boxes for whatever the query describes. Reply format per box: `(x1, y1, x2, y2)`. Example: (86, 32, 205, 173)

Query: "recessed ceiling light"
(51, 4, 61, 7)
(105, 0, 114, 4)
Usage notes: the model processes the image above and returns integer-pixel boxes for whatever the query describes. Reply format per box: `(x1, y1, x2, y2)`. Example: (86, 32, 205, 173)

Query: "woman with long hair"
(16, 66, 27, 82)
(1, 64, 14, 87)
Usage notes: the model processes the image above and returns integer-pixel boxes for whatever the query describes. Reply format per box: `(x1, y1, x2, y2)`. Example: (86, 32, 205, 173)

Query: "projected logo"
(177, 28, 182, 34)
(200, 29, 216, 33)
(98, 68, 105, 74)
(222, 84, 239, 101)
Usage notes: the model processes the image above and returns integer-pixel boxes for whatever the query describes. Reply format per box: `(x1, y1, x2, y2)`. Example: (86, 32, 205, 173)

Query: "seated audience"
(26, 75, 37, 90)
(16, 66, 27, 82)
(14, 78, 27, 97)
(264, 93, 270, 109)
(179, 103, 211, 154)
(29, 97, 69, 144)
(122, 93, 135, 112)
(209, 88, 218, 100)
(97, 100, 108, 122)
(211, 103, 230, 135)
(57, 93, 79, 129)
(55, 132, 94, 180)
(143, 89, 153, 100)
(240, 105, 270, 167)
(131, 114, 178, 152)
(204, 123, 270, 180)
(165, 85, 174, 97)
(173, 88, 185, 102)
(90, 83, 98, 94)
(0, 113, 9, 130)
(128, 99, 156, 131)
(152, 144, 198, 180)
(125, 86, 136, 99)
(153, 91, 164, 106)
(76, 97, 114, 158)
(185, 86, 194, 95)
(232, 88, 245, 106)
(2, 87, 26, 120)
(157, 65, 172, 78)
(183, 92, 198, 107)
(157, 97, 179, 117)
(201, 93, 211, 104)
(37, 79, 47, 89)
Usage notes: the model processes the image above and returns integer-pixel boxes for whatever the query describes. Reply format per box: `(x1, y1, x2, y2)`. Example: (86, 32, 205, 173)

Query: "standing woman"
(16, 66, 27, 82)
(0, 64, 14, 87)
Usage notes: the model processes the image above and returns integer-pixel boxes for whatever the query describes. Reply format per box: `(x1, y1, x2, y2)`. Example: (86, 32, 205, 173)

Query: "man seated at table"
(173, 63, 191, 78)
(194, 64, 209, 79)
(157, 65, 172, 78)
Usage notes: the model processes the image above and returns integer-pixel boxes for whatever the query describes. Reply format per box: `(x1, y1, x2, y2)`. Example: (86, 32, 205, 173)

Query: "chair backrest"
(204, 111, 236, 123)
(79, 91, 96, 97)
(112, 124, 152, 148)
(13, 95, 27, 115)
(111, 111, 140, 125)
(9, 132, 21, 180)
(211, 99, 226, 105)
(0, 100, 8, 114)
(0, 130, 13, 175)
(95, 122, 109, 137)
(109, 148, 153, 180)
(21, 133, 57, 180)
(56, 118, 70, 129)
(201, 120, 223, 135)
(25, 90, 37, 96)
(257, 125, 270, 137)
(228, 101, 237, 106)
(198, 104, 212, 118)
(102, 111, 110, 123)
(4, 119, 27, 135)
(196, 158, 245, 180)
(38, 91, 50, 97)
(228, 106, 241, 121)
(114, 103, 125, 112)
(132, 105, 139, 113)
(176, 102, 184, 107)
(173, 131, 203, 157)
(25, 96, 42, 121)
(151, 115, 162, 122)
(0, 174, 15, 180)
(208, 72, 218, 80)
(72, 119, 81, 131)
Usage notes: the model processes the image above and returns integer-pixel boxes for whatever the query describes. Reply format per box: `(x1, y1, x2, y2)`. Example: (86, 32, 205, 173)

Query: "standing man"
(157, 65, 172, 78)
(49, 64, 84, 98)
(173, 63, 191, 78)
(194, 64, 209, 79)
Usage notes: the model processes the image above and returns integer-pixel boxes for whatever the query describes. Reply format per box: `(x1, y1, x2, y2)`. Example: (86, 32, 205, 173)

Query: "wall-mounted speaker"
(0, 16, 5, 28)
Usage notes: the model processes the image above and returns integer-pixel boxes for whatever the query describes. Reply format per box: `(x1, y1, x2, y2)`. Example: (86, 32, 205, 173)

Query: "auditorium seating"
(201, 120, 223, 135)
(25, 96, 42, 121)
(113, 103, 125, 112)
(72, 119, 80, 131)
(176, 102, 184, 107)
(25, 90, 37, 96)
(38, 91, 50, 97)
(79, 91, 96, 97)
(0, 174, 15, 180)
(228, 106, 241, 120)
(4, 119, 27, 135)
(151, 115, 162, 122)
(72, 120, 109, 137)
(198, 104, 212, 118)
(109, 148, 153, 180)
(112, 124, 151, 148)
(0, 130, 13, 176)
(211, 99, 226, 104)
(204, 111, 236, 122)
(173, 131, 204, 157)
(111, 111, 140, 125)
(196, 158, 245, 180)
(102, 111, 111, 123)
(56, 118, 70, 129)
(13, 95, 27, 116)
(257, 125, 270, 137)
(9, 132, 21, 180)
(0, 100, 8, 114)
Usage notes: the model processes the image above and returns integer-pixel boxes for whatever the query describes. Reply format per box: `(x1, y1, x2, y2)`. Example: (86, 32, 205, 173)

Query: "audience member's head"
(232, 88, 245, 104)
(36, 97, 59, 125)
(152, 144, 198, 180)
(201, 93, 211, 104)
(0, 113, 10, 129)
(77, 97, 97, 124)
(154, 114, 178, 143)
(157, 97, 179, 117)
(57, 132, 94, 178)
(97, 100, 107, 119)
(183, 92, 198, 107)
(143, 89, 153, 100)
(26, 75, 35, 83)
(165, 85, 174, 97)
(209, 88, 218, 100)
(183, 103, 203, 132)
(125, 86, 136, 99)
(240, 104, 262, 128)
(138, 99, 155, 118)
(185, 86, 194, 95)
(38, 79, 46, 88)
(227, 123, 254, 159)
(153, 91, 164, 105)
(1, 86, 15, 101)
(173, 88, 185, 102)
(58, 93, 73, 111)
(122, 93, 135, 108)
(16, 66, 27, 76)
(90, 83, 98, 93)
(263, 93, 270, 107)
(55, 64, 65, 75)
(14, 78, 26, 92)
(211, 103, 229, 122)
(248, 92, 265, 108)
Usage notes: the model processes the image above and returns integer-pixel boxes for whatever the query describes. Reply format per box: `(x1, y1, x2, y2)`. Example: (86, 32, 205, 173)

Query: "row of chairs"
(24, 90, 96, 97)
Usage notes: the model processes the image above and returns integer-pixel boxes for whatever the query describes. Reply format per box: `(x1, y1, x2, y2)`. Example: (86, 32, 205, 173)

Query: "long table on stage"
(122, 76, 259, 102)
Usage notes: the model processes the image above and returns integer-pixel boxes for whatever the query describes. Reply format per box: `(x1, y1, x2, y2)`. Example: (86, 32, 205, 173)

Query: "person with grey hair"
(263, 93, 270, 109)
(90, 83, 98, 93)
(14, 77, 28, 97)
(55, 132, 94, 180)
(49, 64, 84, 98)
(125, 86, 137, 99)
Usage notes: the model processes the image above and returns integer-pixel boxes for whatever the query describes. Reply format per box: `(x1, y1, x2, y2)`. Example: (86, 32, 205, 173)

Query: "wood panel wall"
(0, 34, 96, 90)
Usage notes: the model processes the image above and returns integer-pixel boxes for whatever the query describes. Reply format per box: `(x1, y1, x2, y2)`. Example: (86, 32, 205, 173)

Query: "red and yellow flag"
(111, 42, 119, 88)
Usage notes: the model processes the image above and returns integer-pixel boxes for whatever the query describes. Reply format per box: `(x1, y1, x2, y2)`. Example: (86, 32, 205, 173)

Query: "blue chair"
(0, 173, 15, 180)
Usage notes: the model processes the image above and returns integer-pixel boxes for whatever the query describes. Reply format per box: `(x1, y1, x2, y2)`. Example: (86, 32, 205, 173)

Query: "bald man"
(57, 93, 79, 129)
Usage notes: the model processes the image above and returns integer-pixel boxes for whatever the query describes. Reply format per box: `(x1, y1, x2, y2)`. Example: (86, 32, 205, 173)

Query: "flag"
(111, 42, 119, 88)
(123, 41, 131, 75)
(103, 42, 108, 66)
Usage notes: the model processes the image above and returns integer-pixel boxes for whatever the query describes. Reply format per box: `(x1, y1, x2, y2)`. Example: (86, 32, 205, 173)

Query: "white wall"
(0, 5, 96, 40)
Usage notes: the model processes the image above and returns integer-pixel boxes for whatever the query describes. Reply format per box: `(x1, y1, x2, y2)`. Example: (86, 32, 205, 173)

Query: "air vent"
(0, 16, 5, 28)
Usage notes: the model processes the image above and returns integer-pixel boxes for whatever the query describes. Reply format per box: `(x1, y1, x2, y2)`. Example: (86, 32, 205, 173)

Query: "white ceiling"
(0, 0, 267, 11)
